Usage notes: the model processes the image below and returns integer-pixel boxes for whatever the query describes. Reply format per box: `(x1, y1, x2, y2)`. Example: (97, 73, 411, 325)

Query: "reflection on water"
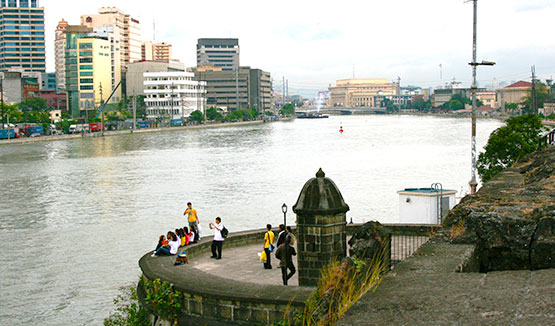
(0, 115, 503, 325)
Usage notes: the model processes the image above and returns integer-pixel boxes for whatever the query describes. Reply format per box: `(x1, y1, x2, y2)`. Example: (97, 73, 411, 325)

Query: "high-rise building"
(77, 37, 112, 113)
(64, 24, 92, 117)
(54, 18, 68, 90)
(89, 25, 121, 103)
(143, 71, 206, 120)
(0, 0, 45, 72)
(80, 7, 141, 67)
(142, 41, 172, 61)
(196, 38, 239, 71)
(193, 66, 271, 113)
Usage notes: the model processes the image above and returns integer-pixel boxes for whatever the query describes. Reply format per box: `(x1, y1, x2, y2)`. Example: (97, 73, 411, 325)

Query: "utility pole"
(282, 76, 285, 108)
(397, 76, 401, 113)
(99, 83, 104, 137)
(1, 76, 4, 129)
(132, 95, 136, 133)
(467, 0, 495, 194)
(439, 64, 443, 85)
(531, 65, 537, 114)
(235, 67, 239, 111)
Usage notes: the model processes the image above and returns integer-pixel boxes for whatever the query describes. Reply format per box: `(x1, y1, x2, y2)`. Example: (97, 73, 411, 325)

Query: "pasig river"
(0, 115, 503, 325)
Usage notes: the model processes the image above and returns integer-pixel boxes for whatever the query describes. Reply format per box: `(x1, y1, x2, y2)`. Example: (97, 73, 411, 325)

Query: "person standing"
(184, 202, 200, 230)
(286, 226, 295, 245)
(263, 224, 275, 269)
(276, 224, 286, 247)
(209, 217, 224, 259)
(275, 240, 296, 285)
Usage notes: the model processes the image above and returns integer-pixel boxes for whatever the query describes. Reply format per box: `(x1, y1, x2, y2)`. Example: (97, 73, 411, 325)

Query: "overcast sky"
(44, 0, 555, 97)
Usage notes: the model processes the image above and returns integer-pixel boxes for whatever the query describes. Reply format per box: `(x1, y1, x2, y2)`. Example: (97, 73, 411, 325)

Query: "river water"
(0, 115, 503, 325)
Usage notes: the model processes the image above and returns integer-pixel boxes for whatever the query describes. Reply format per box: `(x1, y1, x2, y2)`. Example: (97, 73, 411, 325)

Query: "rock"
(530, 209, 555, 270)
(348, 221, 389, 260)
(443, 146, 555, 272)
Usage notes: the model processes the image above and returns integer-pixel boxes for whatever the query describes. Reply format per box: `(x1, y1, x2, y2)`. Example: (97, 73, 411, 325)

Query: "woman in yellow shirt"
(263, 224, 275, 269)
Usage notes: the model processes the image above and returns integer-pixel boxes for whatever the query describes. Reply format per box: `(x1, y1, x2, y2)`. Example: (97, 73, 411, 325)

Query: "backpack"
(221, 226, 229, 238)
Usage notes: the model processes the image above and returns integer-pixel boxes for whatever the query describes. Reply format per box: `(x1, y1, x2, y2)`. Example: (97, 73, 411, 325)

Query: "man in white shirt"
(209, 217, 224, 259)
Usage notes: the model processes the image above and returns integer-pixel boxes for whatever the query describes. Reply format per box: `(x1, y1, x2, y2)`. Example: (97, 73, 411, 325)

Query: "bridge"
(296, 106, 386, 115)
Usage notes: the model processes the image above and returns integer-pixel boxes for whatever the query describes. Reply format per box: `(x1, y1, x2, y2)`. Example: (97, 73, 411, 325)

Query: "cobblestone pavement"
(188, 243, 299, 286)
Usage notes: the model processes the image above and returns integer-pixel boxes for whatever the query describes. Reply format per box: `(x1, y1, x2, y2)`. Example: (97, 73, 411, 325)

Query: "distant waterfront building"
(329, 78, 397, 107)
(431, 87, 486, 107)
(76, 37, 112, 113)
(476, 91, 497, 109)
(126, 59, 185, 97)
(143, 71, 206, 120)
(54, 19, 68, 91)
(193, 66, 272, 113)
(89, 25, 122, 103)
(196, 38, 239, 71)
(80, 7, 141, 66)
(142, 41, 172, 61)
(0, 0, 45, 72)
(495, 81, 532, 110)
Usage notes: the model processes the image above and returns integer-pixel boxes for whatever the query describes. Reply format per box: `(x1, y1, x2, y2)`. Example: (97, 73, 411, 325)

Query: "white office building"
(144, 71, 206, 120)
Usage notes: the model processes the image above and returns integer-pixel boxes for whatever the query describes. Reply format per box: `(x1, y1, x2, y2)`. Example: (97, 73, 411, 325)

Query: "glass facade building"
(0, 0, 45, 72)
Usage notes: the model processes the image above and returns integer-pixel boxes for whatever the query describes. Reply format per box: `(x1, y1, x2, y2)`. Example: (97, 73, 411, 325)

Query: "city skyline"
(43, 0, 555, 97)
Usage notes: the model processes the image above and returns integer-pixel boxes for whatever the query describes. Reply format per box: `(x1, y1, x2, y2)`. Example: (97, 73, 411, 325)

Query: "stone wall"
(138, 223, 441, 325)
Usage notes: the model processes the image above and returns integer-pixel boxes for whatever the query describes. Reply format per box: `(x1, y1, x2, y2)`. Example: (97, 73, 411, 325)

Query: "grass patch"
(287, 242, 389, 325)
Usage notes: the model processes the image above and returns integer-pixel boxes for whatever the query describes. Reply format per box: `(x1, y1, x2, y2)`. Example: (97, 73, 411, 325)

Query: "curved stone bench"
(139, 228, 313, 325)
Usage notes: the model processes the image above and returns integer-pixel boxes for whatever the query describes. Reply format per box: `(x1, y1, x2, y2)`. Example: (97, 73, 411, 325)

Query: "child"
(183, 227, 191, 245)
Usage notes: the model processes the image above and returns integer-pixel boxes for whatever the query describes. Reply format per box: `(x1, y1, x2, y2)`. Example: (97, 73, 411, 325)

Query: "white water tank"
(397, 188, 457, 224)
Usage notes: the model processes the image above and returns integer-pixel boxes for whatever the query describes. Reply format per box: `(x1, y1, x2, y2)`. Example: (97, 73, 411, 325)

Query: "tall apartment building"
(64, 24, 92, 117)
(142, 41, 172, 61)
(80, 7, 141, 66)
(143, 71, 206, 120)
(329, 78, 398, 107)
(76, 37, 111, 112)
(193, 66, 271, 113)
(196, 38, 239, 71)
(89, 25, 121, 103)
(54, 18, 68, 90)
(0, 0, 45, 72)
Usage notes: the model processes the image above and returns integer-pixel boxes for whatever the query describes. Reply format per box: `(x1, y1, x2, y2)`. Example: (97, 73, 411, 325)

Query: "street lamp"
(282, 203, 287, 229)
(468, 0, 495, 195)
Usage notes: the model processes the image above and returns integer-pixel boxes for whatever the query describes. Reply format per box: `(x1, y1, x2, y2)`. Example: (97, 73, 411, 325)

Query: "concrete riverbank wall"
(0, 117, 294, 146)
(138, 223, 439, 325)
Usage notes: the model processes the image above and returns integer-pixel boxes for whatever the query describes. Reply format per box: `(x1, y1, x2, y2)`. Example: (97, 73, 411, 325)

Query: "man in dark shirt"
(275, 238, 296, 286)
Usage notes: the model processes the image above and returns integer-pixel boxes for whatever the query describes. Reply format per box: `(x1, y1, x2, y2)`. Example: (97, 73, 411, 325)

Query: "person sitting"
(152, 232, 180, 256)
(183, 227, 191, 245)
(174, 229, 181, 245)
(179, 228, 187, 246)
(155, 235, 166, 251)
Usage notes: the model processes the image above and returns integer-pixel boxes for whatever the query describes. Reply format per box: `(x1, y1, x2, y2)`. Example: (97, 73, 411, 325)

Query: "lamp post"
(468, 0, 495, 195)
(281, 203, 287, 229)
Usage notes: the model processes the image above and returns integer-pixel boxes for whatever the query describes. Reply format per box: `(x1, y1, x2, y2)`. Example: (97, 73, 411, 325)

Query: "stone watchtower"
(293, 168, 350, 287)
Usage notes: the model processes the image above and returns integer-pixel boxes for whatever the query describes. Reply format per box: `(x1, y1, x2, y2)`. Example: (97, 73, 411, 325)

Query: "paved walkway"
(188, 243, 299, 286)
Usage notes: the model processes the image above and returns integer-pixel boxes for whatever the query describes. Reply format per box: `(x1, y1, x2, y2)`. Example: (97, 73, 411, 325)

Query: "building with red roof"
(496, 81, 532, 110)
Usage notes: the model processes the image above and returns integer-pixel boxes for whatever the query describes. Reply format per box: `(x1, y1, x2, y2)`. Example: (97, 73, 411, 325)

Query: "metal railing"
(539, 127, 555, 149)
(389, 234, 429, 266)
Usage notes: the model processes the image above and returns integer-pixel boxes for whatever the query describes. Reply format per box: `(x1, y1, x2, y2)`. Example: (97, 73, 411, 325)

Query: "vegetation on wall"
(477, 114, 544, 183)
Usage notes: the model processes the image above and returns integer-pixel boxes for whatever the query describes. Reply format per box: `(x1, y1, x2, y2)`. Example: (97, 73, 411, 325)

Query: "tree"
(206, 107, 223, 121)
(188, 110, 204, 123)
(18, 98, 48, 112)
(521, 83, 552, 113)
(505, 103, 519, 113)
(477, 114, 543, 183)
(279, 103, 295, 116)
